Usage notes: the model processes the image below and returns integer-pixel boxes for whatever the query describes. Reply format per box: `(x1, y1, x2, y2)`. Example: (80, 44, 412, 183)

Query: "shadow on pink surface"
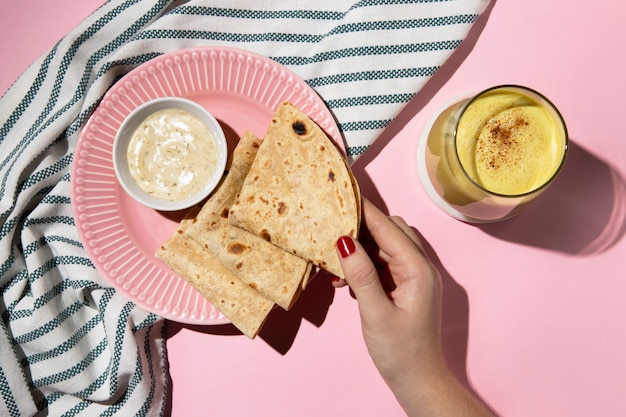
(412, 232, 475, 393)
(479, 140, 626, 255)
(257, 270, 335, 352)
(164, 268, 335, 353)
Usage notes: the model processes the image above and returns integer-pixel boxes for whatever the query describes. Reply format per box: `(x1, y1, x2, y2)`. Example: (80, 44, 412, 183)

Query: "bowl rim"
(112, 97, 228, 211)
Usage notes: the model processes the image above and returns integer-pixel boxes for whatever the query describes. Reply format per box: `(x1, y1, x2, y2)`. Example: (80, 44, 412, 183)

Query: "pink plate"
(70, 46, 343, 325)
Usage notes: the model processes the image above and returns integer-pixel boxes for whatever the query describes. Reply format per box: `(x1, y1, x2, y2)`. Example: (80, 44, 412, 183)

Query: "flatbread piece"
(229, 102, 360, 278)
(156, 211, 273, 339)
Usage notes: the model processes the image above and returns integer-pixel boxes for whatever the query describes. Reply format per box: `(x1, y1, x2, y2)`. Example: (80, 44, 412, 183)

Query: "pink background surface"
(3, 1, 626, 416)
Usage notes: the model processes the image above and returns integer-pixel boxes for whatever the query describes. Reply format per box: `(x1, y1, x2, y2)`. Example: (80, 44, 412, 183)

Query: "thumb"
(336, 236, 391, 312)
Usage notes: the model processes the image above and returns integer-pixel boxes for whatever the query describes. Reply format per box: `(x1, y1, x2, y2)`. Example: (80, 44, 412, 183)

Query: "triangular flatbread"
(229, 102, 360, 278)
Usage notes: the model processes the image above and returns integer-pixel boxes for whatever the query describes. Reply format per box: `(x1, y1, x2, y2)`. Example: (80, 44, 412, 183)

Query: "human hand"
(334, 198, 446, 393)
(334, 198, 494, 417)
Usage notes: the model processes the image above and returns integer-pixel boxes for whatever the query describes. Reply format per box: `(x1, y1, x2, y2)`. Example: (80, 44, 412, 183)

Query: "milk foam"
(455, 90, 564, 196)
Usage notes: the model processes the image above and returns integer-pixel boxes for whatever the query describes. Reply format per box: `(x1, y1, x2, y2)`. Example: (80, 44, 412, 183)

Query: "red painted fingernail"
(332, 276, 341, 282)
(337, 236, 356, 258)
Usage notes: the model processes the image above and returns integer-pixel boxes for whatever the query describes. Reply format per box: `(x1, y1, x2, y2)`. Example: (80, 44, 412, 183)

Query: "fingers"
(389, 215, 424, 249)
(334, 198, 432, 292)
(360, 199, 424, 262)
(335, 235, 392, 314)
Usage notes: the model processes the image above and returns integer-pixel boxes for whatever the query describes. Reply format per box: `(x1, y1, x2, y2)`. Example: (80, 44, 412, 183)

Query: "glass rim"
(452, 84, 569, 199)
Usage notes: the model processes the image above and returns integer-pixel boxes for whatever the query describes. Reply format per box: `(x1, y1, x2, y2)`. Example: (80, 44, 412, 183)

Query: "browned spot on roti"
(277, 201, 287, 215)
(220, 208, 229, 218)
(292, 120, 307, 135)
(260, 229, 271, 241)
(328, 169, 336, 182)
(227, 242, 248, 255)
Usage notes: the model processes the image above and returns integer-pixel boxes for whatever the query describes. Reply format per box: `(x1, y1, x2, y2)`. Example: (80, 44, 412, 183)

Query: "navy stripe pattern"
(0, 0, 488, 415)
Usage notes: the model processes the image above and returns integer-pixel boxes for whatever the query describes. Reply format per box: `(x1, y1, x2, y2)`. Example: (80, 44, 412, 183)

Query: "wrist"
(385, 352, 450, 410)
(389, 360, 494, 417)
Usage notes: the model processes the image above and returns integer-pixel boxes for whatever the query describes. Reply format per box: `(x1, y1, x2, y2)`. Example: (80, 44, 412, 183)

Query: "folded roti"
(229, 102, 360, 278)
(186, 131, 312, 310)
(156, 211, 273, 339)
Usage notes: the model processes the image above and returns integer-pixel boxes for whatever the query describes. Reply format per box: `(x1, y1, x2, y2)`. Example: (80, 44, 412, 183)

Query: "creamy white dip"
(127, 108, 217, 202)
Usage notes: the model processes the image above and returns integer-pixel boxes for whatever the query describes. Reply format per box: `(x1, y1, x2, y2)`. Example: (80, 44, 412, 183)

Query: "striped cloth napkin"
(0, 0, 490, 415)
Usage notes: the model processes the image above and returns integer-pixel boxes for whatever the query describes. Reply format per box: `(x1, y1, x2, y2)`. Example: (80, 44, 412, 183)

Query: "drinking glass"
(417, 85, 568, 223)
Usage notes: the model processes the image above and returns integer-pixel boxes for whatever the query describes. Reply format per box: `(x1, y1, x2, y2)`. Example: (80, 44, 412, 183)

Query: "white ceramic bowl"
(113, 97, 227, 211)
